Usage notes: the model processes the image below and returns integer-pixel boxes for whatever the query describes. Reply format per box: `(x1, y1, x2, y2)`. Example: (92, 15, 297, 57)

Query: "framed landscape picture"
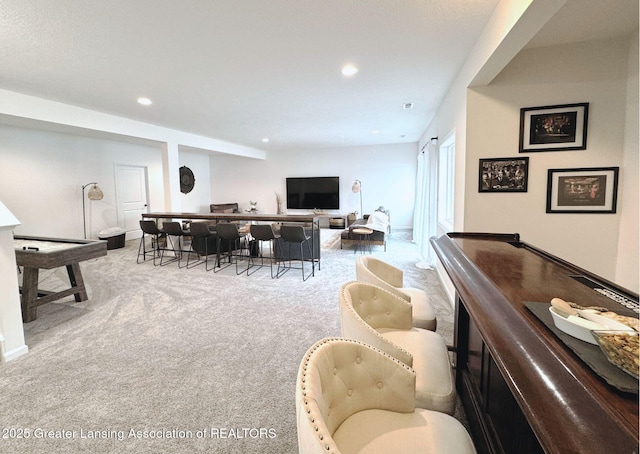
(479, 157, 529, 192)
(519, 103, 589, 152)
(546, 167, 619, 213)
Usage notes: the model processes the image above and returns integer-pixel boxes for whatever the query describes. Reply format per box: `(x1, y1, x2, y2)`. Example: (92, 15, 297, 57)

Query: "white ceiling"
(0, 0, 637, 152)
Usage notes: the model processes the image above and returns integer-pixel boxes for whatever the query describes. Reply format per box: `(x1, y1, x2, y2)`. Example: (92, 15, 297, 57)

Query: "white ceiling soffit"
(525, 0, 639, 50)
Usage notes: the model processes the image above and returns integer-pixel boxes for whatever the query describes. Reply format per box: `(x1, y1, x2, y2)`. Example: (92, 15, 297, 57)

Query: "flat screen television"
(286, 177, 340, 210)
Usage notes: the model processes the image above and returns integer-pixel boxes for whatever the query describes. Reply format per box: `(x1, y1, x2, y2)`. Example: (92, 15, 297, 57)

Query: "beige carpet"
(2, 229, 456, 453)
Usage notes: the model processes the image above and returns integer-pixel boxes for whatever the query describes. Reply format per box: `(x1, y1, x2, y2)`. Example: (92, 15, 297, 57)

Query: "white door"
(115, 164, 149, 240)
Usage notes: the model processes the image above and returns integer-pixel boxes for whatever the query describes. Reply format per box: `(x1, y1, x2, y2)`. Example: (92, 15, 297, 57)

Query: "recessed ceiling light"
(262, 137, 270, 143)
(341, 64, 358, 77)
(370, 129, 379, 135)
(403, 102, 414, 109)
(137, 97, 152, 106)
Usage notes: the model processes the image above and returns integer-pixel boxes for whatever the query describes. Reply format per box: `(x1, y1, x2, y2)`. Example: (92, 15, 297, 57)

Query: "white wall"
(420, 0, 561, 301)
(465, 36, 637, 289)
(179, 150, 214, 213)
(615, 32, 639, 289)
(209, 143, 418, 229)
(0, 124, 166, 239)
(0, 124, 417, 238)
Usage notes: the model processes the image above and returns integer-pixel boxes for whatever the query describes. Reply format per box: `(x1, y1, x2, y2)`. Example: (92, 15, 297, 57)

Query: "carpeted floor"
(2, 229, 456, 453)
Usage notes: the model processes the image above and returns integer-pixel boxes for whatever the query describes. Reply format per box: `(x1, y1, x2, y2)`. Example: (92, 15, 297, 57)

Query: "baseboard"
(2, 343, 29, 363)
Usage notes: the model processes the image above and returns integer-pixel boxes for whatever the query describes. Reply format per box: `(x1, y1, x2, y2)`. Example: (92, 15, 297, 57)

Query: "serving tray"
(525, 301, 638, 394)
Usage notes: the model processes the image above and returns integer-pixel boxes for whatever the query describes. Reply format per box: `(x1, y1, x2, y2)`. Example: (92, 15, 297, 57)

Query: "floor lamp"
(82, 182, 104, 239)
(352, 179, 363, 217)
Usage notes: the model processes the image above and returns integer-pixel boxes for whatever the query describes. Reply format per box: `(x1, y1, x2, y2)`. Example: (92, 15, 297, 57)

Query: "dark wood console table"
(141, 212, 321, 273)
(430, 232, 638, 454)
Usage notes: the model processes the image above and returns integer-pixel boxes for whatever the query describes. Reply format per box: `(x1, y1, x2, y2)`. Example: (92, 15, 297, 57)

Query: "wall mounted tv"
(286, 177, 340, 210)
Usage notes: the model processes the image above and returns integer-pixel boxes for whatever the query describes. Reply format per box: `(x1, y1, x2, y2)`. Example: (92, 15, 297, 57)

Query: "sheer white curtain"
(413, 140, 438, 268)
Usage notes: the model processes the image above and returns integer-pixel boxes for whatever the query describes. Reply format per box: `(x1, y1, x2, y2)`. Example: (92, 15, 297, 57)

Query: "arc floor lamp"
(352, 179, 363, 217)
(82, 182, 104, 239)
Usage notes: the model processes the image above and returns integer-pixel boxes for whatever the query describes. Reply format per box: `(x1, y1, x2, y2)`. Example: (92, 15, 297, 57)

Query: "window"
(437, 132, 455, 231)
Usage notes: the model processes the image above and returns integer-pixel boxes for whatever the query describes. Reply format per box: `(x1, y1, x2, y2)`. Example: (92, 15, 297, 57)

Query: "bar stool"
(277, 225, 314, 281)
(160, 221, 189, 267)
(137, 220, 165, 266)
(214, 223, 248, 274)
(186, 222, 217, 271)
(247, 224, 279, 278)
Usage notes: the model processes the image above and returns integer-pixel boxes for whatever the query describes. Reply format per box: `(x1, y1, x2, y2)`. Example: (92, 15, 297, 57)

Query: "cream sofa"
(339, 281, 456, 414)
(296, 337, 476, 454)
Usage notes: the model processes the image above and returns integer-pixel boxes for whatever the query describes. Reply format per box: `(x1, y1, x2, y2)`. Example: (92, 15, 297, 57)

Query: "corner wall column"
(0, 201, 28, 362)
(161, 142, 182, 212)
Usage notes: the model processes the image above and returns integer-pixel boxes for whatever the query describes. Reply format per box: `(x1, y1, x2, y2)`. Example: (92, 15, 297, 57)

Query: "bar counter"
(431, 232, 638, 454)
(141, 211, 321, 270)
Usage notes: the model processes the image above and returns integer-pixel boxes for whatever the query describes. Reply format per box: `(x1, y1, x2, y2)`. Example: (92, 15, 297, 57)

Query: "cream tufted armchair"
(296, 337, 476, 454)
(339, 281, 456, 414)
(355, 255, 436, 331)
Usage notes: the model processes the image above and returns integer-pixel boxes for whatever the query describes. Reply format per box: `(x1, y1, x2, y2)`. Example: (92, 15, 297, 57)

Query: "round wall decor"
(179, 166, 195, 194)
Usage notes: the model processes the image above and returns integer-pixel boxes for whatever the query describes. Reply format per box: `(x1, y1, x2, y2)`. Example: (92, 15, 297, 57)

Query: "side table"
(351, 227, 373, 254)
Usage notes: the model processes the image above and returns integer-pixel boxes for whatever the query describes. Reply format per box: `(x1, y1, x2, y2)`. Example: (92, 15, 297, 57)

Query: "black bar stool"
(277, 225, 314, 281)
(186, 222, 217, 271)
(160, 221, 189, 267)
(137, 220, 165, 266)
(214, 223, 248, 274)
(247, 224, 280, 278)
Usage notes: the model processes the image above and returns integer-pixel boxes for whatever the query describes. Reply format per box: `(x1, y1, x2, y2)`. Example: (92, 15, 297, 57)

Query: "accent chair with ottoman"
(296, 337, 476, 454)
(340, 207, 389, 252)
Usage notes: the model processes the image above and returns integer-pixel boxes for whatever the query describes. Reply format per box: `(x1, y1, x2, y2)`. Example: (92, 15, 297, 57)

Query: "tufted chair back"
(355, 256, 411, 302)
(339, 281, 413, 366)
(296, 338, 416, 454)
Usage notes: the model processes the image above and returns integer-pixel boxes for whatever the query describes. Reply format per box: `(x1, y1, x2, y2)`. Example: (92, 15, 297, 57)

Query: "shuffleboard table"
(14, 236, 107, 322)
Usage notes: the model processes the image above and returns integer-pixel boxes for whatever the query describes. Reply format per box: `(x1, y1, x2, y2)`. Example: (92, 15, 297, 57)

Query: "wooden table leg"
(66, 263, 88, 302)
(21, 267, 39, 323)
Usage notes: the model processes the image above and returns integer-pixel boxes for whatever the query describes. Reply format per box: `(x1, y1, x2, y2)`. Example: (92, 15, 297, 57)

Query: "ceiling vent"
(403, 102, 414, 109)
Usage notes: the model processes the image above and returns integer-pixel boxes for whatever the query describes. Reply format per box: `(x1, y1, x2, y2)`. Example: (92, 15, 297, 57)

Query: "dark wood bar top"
(431, 232, 638, 454)
(141, 212, 319, 223)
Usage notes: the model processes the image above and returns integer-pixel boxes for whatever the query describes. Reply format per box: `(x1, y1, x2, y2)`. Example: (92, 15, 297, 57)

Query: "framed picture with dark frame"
(546, 167, 619, 213)
(479, 157, 529, 192)
(519, 103, 589, 152)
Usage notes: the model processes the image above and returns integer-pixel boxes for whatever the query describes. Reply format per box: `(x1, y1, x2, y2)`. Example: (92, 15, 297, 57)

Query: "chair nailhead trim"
(298, 337, 417, 454)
